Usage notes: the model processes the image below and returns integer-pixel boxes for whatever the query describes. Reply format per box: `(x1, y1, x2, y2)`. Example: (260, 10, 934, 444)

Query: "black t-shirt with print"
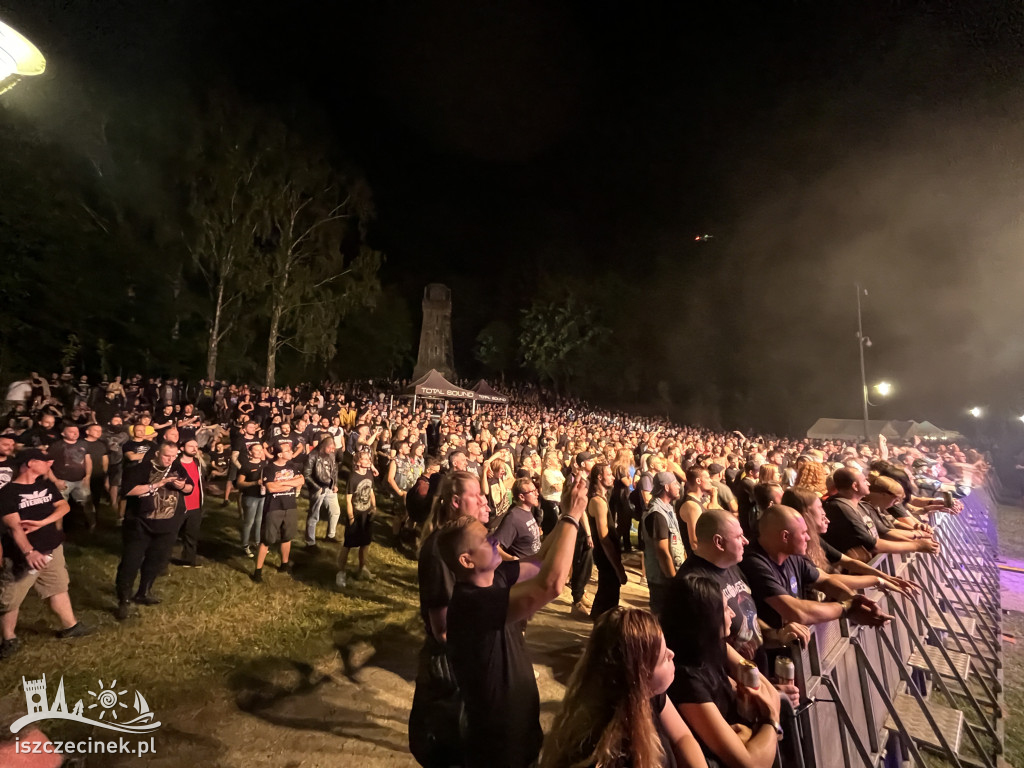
(739, 542, 821, 630)
(0, 477, 65, 561)
(122, 460, 190, 533)
(238, 458, 267, 498)
(822, 496, 879, 553)
(48, 439, 89, 482)
(123, 439, 156, 467)
(261, 460, 301, 512)
(0, 457, 15, 491)
(346, 467, 375, 516)
(676, 555, 763, 662)
(447, 561, 542, 768)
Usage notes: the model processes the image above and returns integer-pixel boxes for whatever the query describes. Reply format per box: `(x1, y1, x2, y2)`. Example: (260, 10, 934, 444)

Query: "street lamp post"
(856, 283, 871, 440)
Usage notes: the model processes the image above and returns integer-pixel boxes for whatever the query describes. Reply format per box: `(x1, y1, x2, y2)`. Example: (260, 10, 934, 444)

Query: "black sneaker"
(278, 562, 292, 574)
(324, 536, 339, 544)
(57, 623, 92, 640)
(115, 602, 131, 621)
(133, 593, 161, 606)
(251, 569, 263, 583)
(0, 637, 20, 659)
(305, 544, 320, 554)
(171, 558, 193, 568)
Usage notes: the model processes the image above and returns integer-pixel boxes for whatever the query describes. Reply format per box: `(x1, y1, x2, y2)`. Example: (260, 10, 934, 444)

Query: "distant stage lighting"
(1018, 414, 1024, 424)
(694, 234, 714, 241)
(0, 18, 46, 94)
(968, 407, 982, 418)
(873, 381, 892, 397)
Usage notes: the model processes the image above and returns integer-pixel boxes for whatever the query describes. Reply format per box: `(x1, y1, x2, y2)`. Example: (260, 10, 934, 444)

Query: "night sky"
(5, 1, 1024, 435)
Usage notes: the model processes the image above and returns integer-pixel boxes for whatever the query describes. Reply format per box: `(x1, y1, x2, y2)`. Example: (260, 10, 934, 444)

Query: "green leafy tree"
(474, 320, 516, 382)
(518, 294, 608, 391)
(248, 124, 381, 387)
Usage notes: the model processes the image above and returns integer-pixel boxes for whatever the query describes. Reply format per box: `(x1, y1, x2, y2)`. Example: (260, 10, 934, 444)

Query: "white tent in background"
(805, 418, 961, 442)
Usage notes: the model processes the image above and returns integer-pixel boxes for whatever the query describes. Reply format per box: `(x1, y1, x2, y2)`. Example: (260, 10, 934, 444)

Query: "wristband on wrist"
(22, 549, 34, 556)
(840, 599, 853, 618)
(558, 515, 580, 530)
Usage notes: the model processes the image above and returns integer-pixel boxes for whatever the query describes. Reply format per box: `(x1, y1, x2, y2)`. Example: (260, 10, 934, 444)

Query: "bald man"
(739, 504, 890, 629)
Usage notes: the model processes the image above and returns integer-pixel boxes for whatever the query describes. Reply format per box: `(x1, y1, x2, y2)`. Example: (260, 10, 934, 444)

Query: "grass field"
(0, 492, 423, 758)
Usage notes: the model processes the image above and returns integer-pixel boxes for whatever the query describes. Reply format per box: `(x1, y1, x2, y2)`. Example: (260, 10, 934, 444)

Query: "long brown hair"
(418, 471, 482, 551)
(780, 487, 831, 573)
(542, 608, 666, 768)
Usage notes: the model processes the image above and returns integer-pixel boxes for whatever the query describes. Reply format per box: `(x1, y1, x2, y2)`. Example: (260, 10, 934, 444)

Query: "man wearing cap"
(642, 471, 686, 614)
(116, 441, 193, 619)
(0, 449, 90, 658)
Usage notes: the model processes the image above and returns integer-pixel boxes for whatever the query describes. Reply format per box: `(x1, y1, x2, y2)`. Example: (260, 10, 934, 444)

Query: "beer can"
(775, 656, 795, 687)
(738, 660, 760, 690)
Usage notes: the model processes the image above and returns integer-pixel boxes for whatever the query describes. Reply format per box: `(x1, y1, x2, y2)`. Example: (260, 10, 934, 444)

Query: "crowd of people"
(0, 370, 986, 767)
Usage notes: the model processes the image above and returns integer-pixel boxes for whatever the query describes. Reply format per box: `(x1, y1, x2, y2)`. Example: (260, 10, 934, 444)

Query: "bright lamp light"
(873, 381, 892, 397)
(969, 407, 982, 418)
(0, 18, 45, 90)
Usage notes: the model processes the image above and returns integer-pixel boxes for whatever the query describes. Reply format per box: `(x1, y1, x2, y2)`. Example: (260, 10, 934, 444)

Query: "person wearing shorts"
(0, 449, 89, 658)
(48, 424, 96, 530)
(251, 442, 303, 583)
(336, 446, 377, 589)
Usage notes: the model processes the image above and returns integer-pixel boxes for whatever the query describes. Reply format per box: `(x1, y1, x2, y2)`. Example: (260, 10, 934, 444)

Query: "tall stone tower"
(414, 284, 456, 379)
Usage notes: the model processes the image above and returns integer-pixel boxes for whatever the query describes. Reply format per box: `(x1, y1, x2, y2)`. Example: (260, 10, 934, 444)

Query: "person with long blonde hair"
(543, 607, 707, 768)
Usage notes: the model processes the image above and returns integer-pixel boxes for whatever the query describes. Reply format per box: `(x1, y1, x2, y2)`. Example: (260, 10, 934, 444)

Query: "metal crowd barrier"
(786, 485, 1006, 768)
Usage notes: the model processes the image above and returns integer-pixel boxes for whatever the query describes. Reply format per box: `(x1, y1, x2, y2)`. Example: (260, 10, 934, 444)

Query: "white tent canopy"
(806, 418, 962, 442)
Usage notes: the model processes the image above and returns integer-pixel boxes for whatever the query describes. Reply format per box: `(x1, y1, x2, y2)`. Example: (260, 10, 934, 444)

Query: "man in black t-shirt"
(740, 505, 889, 631)
(0, 449, 89, 658)
(823, 468, 939, 561)
(336, 447, 377, 588)
(251, 443, 303, 583)
(17, 413, 59, 449)
(493, 477, 542, 559)
(48, 425, 95, 530)
(436, 475, 588, 768)
(83, 424, 109, 510)
(115, 441, 193, 620)
(0, 432, 16, 491)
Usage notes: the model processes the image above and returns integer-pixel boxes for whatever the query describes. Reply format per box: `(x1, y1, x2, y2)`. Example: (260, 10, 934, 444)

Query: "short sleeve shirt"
(417, 529, 454, 637)
(822, 497, 879, 553)
(493, 505, 541, 559)
(739, 542, 821, 629)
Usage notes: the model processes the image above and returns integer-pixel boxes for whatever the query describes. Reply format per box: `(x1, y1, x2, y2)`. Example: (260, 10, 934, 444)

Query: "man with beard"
(18, 413, 59, 450)
(303, 439, 340, 550)
(237, 443, 268, 558)
(0, 432, 16, 491)
(251, 442, 303, 583)
(336, 446, 376, 589)
(104, 415, 130, 517)
(172, 439, 206, 568)
(116, 442, 193, 620)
